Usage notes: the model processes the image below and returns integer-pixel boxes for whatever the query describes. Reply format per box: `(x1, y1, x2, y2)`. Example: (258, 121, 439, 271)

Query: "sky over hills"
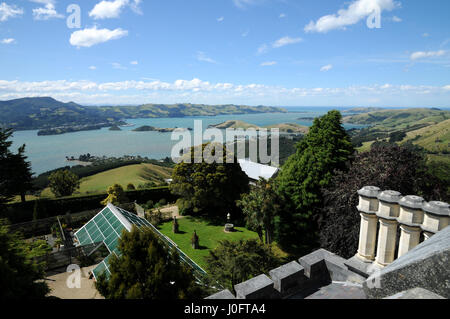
(0, 0, 450, 106)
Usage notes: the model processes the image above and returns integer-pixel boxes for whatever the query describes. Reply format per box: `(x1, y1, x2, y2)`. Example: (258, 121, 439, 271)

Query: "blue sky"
(0, 0, 450, 106)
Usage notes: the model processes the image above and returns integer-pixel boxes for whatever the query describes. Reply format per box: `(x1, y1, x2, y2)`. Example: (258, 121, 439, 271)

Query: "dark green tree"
(0, 219, 50, 299)
(205, 239, 280, 294)
(0, 129, 34, 204)
(170, 143, 249, 218)
(126, 183, 136, 191)
(95, 226, 205, 299)
(48, 169, 80, 197)
(101, 184, 129, 206)
(275, 110, 354, 253)
(237, 178, 281, 244)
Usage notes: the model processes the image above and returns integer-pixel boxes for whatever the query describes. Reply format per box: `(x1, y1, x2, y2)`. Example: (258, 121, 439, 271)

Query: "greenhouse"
(74, 203, 206, 280)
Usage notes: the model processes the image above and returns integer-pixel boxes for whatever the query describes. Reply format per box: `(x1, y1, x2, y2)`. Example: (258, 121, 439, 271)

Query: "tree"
(237, 178, 281, 244)
(0, 219, 50, 299)
(169, 143, 249, 218)
(48, 169, 80, 197)
(126, 183, 136, 191)
(101, 184, 129, 206)
(205, 239, 280, 294)
(0, 129, 34, 204)
(275, 110, 354, 253)
(318, 143, 446, 258)
(95, 226, 205, 299)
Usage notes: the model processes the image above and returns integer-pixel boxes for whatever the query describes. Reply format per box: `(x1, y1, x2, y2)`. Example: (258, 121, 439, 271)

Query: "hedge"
(1, 187, 178, 224)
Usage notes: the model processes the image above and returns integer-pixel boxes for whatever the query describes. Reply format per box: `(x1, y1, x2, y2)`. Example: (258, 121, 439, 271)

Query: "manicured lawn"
(158, 216, 259, 270)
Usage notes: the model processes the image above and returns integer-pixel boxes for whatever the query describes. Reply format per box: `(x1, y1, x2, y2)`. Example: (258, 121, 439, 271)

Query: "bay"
(10, 107, 366, 175)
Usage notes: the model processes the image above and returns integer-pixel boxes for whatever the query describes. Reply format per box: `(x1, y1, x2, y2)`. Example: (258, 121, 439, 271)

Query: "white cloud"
(279, 13, 286, 18)
(272, 36, 303, 48)
(422, 33, 430, 37)
(89, 0, 129, 19)
(89, 0, 142, 19)
(70, 26, 128, 48)
(392, 15, 402, 22)
(129, 0, 142, 15)
(320, 64, 333, 72)
(410, 50, 446, 61)
(257, 44, 269, 54)
(241, 30, 249, 37)
(89, 66, 97, 70)
(0, 3, 24, 22)
(130, 60, 138, 65)
(233, 0, 262, 9)
(261, 61, 277, 66)
(258, 36, 302, 54)
(1, 79, 449, 106)
(1, 38, 15, 44)
(32, 3, 64, 20)
(30, 0, 55, 4)
(112, 62, 127, 70)
(304, 0, 399, 33)
(197, 51, 217, 64)
(217, 16, 224, 22)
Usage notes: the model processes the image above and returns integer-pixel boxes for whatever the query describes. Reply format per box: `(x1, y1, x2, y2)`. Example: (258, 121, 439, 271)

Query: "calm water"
(10, 107, 367, 175)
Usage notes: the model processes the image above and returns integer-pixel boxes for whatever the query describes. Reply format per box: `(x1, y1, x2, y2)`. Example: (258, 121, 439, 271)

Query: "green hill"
(41, 163, 173, 197)
(402, 119, 450, 154)
(343, 108, 449, 130)
(0, 97, 286, 131)
(0, 97, 107, 130)
(348, 108, 450, 160)
(210, 120, 309, 133)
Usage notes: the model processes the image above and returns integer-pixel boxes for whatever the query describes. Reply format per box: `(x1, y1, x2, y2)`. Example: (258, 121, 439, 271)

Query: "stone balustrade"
(355, 186, 449, 268)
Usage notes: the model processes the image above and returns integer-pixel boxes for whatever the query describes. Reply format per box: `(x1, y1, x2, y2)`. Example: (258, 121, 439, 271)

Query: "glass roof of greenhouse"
(74, 203, 155, 279)
(74, 203, 207, 281)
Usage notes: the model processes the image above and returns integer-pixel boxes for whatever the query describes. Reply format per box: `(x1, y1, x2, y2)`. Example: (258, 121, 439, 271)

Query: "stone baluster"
(356, 186, 381, 262)
(397, 195, 424, 258)
(375, 190, 402, 267)
(421, 201, 450, 240)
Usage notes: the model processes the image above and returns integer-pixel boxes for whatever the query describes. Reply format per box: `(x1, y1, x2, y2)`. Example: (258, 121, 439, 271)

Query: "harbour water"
(10, 107, 367, 175)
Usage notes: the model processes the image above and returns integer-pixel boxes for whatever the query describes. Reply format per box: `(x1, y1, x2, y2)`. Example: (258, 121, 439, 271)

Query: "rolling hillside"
(210, 120, 309, 133)
(0, 97, 286, 131)
(343, 108, 449, 130)
(401, 119, 450, 154)
(40, 163, 173, 197)
(348, 108, 450, 155)
(0, 97, 107, 130)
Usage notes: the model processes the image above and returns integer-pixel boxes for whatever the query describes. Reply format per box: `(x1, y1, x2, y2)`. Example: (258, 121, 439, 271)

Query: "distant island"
(297, 117, 316, 121)
(109, 125, 122, 131)
(0, 97, 287, 133)
(132, 126, 192, 133)
(209, 120, 309, 134)
(37, 122, 126, 136)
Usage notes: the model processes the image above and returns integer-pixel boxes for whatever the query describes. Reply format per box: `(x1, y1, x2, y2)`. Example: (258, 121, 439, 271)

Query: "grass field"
(401, 119, 450, 153)
(158, 216, 262, 270)
(40, 163, 173, 198)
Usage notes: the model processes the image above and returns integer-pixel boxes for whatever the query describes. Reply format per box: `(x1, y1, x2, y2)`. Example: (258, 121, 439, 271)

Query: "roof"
(238, 159, 279, 181)
(74, 203, 206, 281)
(74, 203, 154, 279)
